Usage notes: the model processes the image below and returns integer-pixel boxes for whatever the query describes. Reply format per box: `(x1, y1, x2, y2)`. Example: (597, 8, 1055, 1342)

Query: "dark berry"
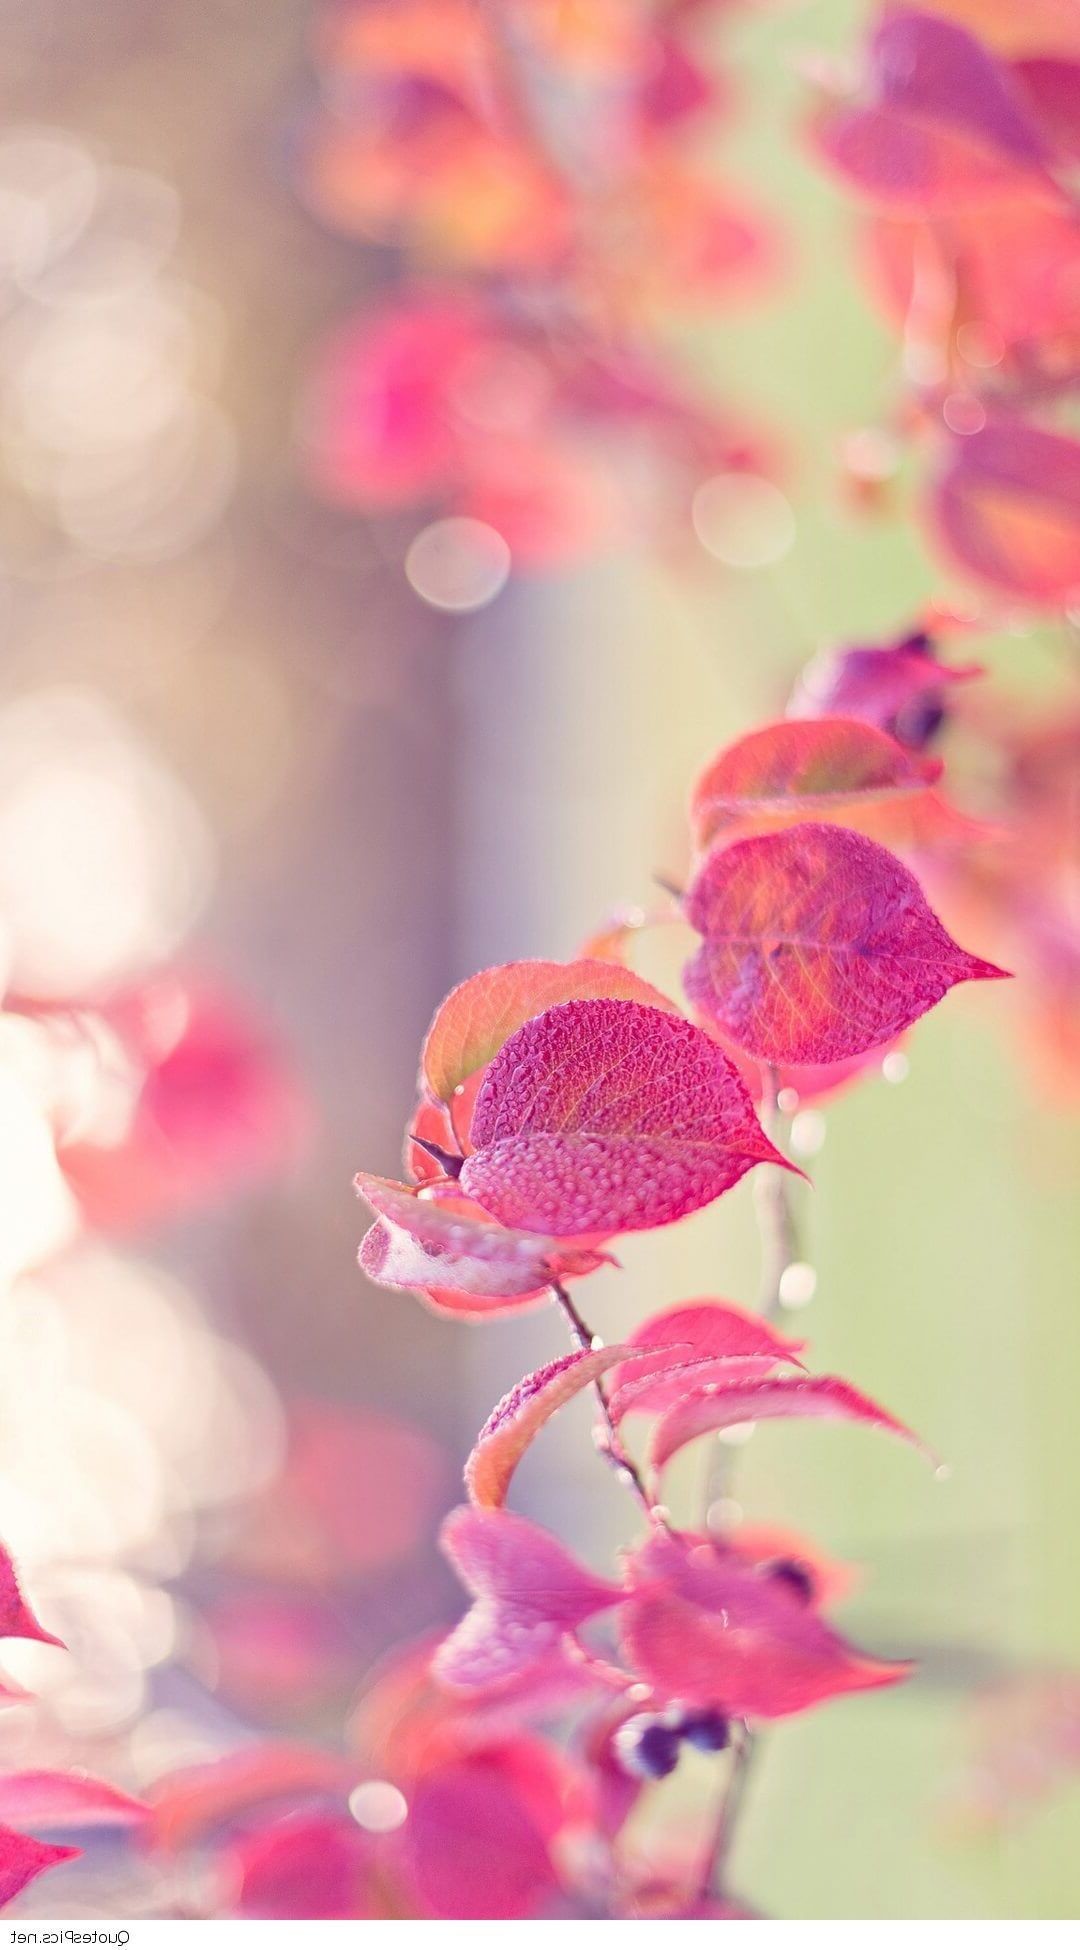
(763, 1556, 816, 1604)
(614, 1713, 682, 1781)
(679, 1708, 731, 1754)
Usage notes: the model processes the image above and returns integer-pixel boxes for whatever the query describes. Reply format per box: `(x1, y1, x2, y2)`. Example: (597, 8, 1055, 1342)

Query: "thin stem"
(550, 1279, 657, 1521)
(753, 1066, 799, 1325)
(695, 1723, 757, 1907)
(697, 1066, 799, 1902)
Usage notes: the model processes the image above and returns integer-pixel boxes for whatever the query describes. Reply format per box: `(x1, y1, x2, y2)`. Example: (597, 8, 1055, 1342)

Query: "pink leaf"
(684, 823, 1009, 1063)
(357, 1175, 609, 1300)
(0, 1827, 78, 1909)
(460, 999, 793, 1238)
(435, 1506, 622, 1692)
(0, 1544, 63, 1649)
(234, 1813, 376, 1921)
(619, 1529, 910, 1719)
(148, 1745, 356, 1853)
(400, 1758, 561, 1920)
(931, 419, 1080, 604)
(465, 1345, 644, 1509)
(647, 1374, 932, 1484)
(420, 958, 680, 1106)
(0, 1772, 148, 1832)
(607, 1300, 805, 1422)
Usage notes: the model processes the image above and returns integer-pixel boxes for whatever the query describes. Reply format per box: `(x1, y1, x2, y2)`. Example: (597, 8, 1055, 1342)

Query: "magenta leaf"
(234, 1813, 376, 1921)
(459, 998, 793, 1238)
(420, 957, 680, 1106)
(465, 1345, 646, 1508)
(817, 10, 1057, 211)
(0, 1544, 63, 1650)
(356, 1175, 609, 1301)
(620, 1529, 910, 1719)
(607, 1300, 805, 1423)
(0, 1825, 79, 1908)
(434, 1505, 623, 1691)
(788, 630, 981, 746)
(684, 822, 1009, 1063)
(647, 1374, 932, 1484)
(400, 1757, 561, 1920)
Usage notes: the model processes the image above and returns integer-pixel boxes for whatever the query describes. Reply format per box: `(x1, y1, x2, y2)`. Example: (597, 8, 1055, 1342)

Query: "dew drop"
(776, 1086, 800, 1116)
(882, 1050, 909, 1084)
(692, 473, 796, 569)
(934, 1462, 953, 1483)
(405, 516, 511, 612)
(942, 392, 986, 436)
(778, 1261, 817, 1309)
(348, 1780, 408, 1833)
(706, 1497, 743, 1533)
(955, 322, 1004, 369)
(718, 1421, 756, 1447)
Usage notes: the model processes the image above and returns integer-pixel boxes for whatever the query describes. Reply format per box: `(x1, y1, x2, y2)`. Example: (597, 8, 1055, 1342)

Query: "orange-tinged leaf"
(931, 420, 1080, 604)
(420, 959, 681, 1106)
(465, 1346, 644, 1509)
(690, 716, 950, 849)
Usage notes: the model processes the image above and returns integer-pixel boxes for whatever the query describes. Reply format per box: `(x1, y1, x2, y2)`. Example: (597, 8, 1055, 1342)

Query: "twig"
(753, 1065, 799, 1324)
(550, 1278, 658, 1521)
(695, 1722, 757, 1907)
(697, 1064, 800, 1902)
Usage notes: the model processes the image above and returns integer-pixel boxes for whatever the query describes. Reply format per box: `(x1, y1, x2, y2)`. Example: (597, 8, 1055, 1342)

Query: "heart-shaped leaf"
(815, 10, 1057, 211)
(690, 717, 945, 852)
(931, 419, 1080, 604)
(684, 822, 1009, 1063)
(648, 1374, 931, 1484)
(435, 1506, 623, 1692)
(420, 958, 681, 1106)
(619, 1529, 910, 1719)
(459, 998, 793, 1238)
(0, 1827, 79, 1908)
(606, 1300, 805, 1423)
(357, 1176, 609, 1302)
(466, 1346, 647, 1509)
